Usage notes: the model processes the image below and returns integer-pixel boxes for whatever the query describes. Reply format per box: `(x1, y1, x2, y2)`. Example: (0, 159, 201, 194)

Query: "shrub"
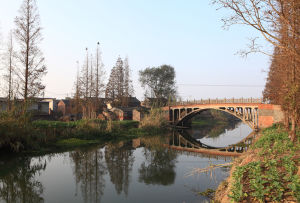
(139, 108, 168, 129)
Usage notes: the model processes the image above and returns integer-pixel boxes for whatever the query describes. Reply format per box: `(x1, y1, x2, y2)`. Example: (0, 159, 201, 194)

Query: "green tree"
(105, 56, 134, 107)
(139, 65, 177, 102)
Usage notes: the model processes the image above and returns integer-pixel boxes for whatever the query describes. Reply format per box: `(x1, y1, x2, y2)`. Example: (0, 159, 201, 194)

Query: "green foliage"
(281, 156, 300, 201)
(229, 125, 300, 202)
(139, 65, 177, 100)
(32, 120, 78, 128)
(253, 125, 295, 156)
(229, 165, 246, 201)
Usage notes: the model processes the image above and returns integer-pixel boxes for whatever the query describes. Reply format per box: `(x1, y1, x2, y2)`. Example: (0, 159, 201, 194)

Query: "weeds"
(139, 108, 168, 129)
(229, 124, 300, 202)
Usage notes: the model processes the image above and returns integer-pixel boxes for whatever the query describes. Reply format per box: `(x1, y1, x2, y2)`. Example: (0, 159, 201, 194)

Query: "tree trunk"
(290, 112, 296, 142)
(284, 112, 289, 130)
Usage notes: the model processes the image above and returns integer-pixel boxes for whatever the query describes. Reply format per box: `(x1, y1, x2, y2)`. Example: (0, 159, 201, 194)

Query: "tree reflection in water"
(139, 136, 177, 186)
(70, 146, 107, 203)
(104, 142, 134, 196)
(0, 156, 46, 203)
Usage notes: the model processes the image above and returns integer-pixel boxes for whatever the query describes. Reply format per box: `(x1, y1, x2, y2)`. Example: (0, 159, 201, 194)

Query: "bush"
(139, 108, 168, 129)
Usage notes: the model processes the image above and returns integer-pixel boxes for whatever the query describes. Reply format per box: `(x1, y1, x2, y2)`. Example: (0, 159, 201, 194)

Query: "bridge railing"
(168, 98, 263, 106)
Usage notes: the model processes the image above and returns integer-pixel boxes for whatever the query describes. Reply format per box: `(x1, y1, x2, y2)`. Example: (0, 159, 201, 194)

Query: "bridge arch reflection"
(168, 129, 257, 155)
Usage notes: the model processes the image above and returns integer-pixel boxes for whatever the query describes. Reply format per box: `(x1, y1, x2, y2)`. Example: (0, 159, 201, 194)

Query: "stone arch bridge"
(162, 98, 284, 130)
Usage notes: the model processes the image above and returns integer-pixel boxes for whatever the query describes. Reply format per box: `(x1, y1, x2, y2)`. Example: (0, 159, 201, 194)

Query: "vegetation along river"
(0, 112, 254, 202)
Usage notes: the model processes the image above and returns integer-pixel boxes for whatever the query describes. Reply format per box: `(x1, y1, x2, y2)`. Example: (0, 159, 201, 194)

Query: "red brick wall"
(259, 116, 274, 128)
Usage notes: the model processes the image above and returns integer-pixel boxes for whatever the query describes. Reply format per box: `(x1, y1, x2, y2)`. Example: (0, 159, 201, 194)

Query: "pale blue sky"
(0, 0, 271, 100)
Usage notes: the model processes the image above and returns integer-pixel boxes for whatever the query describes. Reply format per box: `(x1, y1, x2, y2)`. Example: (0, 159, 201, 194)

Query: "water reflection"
(0, 156, 46, 203)
(182, 122, 253, 148)
(70, 147, 107, 203)
(0, 121, 250, 203)
(104, 143, 134, 196)
(139, 137, 177, 186)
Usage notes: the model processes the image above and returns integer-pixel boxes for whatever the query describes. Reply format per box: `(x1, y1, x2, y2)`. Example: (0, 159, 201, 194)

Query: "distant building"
(132, 108, 148, 121)
(126, 97, 141, 107)
(0, 97, 50, 116)
(108, 106, 141, 121)
(42, 98, 59, 114)
(58, 99, 71, 116)
(29, 100, 50, 115)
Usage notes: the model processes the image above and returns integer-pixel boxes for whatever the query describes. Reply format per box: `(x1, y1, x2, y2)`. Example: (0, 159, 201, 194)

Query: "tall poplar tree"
(14, 0, 47, 101)
(95, 42, 105, 99)
(2, 31, 16, 111)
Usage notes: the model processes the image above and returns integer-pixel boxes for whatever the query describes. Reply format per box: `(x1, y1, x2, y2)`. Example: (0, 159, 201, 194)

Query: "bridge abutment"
(258, 104, 284, 128)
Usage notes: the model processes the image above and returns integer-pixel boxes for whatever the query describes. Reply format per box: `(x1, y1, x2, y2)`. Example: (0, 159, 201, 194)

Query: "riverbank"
(0, 119, 169, 154)
(214, 125, 300, 202)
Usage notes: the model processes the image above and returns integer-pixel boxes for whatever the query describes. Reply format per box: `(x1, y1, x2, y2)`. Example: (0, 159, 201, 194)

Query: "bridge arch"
(171, 106, 258, 130)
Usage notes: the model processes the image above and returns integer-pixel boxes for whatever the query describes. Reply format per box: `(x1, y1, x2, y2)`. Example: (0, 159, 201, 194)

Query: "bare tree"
(89, 54, 94, 98)
(82, 48, 89, 99)
(2, 31, 16, 111)
(213, 0, 300, 141)
(14, 0, 47, 102)
(95, 42, 105, 99)
(73, 61, 82, 118)
(123, 56, 134, 106)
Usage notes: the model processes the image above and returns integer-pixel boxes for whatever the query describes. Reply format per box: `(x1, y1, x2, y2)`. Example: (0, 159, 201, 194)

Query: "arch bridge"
(162, 98, 284, 130)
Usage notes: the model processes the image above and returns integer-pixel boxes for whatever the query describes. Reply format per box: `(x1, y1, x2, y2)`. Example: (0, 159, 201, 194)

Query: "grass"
(139, 108, 168, 129)
(0, 116, 168, 153)
(229, 124, 300, 202)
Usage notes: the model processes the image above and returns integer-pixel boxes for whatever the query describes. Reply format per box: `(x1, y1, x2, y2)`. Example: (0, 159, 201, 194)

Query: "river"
(0, 121, 252, 203)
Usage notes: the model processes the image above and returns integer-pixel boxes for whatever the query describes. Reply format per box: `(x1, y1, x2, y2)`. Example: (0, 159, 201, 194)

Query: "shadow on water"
(0, 116, 252, 203)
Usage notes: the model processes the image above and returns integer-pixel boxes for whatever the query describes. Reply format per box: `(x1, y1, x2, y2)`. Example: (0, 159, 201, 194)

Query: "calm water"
(189, 122, 253, 148)
(0, 123, 252, 203)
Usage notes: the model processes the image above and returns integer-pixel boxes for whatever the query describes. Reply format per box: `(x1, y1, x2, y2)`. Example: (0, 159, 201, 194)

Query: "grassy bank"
(0, 116, 169, 153)
(215, 125, 300, 202)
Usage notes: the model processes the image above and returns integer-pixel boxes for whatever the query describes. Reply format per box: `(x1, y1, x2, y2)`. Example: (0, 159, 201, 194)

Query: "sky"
(0, 0, 271, 100)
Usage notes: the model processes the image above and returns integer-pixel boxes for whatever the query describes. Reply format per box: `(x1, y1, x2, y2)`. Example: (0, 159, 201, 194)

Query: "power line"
(177, 83, 264, 87)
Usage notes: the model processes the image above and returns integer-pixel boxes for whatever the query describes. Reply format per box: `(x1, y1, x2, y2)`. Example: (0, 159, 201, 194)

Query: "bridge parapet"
(168, 98, 263, 106)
